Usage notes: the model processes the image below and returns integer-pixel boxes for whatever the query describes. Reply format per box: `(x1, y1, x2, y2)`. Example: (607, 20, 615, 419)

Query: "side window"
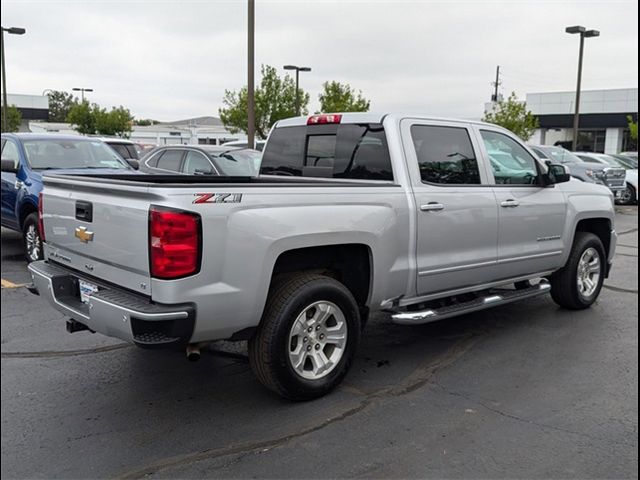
(183, 151, 214, 175)
(1, 140, 21, 168)
(577, 155, 599, 164)
(480, 130, 540, 185)
(410, 125, 481, 185)
(530, 147, 548, 159)
(156, 150, 184, 172)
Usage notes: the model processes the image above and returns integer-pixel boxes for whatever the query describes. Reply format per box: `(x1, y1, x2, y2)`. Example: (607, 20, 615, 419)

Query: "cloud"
(2, 0, 637, 120)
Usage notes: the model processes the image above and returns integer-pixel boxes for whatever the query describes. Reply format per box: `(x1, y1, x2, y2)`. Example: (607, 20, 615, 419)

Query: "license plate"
(79, 279, 99, 304)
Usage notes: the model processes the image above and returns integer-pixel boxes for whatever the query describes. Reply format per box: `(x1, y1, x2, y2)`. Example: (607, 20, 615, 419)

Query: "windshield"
(23, 139, 130, 170)
(595, 154, 627, 169)
(538, 146, 583, 164)
(213, 149, 261, 176)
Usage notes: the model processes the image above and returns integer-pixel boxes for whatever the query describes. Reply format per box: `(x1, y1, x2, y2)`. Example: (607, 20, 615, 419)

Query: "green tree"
(66, 101, 97, 135)
(1, 105, 22, 132)
(483, 92, 539, 141)
(219, 64, 309, 139)
(133, 118, 159, 126)
(95, 106, 133, 137)
(627, 115, 638, 142)
(47, 90, 78, 122)
(318, 81, 370, 113)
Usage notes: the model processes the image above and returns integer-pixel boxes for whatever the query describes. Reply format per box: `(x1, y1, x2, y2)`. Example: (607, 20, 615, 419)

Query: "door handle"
(500, 199, 520, 208)
(420, 202, 445, 212)
(14, 180, 24, 190)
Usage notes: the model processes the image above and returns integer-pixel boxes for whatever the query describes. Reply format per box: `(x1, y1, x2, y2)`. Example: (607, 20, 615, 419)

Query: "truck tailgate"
(41, 177, 153, 295)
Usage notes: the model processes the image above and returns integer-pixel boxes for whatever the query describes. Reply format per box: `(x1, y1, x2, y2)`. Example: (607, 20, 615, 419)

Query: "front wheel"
(22, 213, 43, 263)
(617, 184, 637, 206)
(550, 232, 605, 310)
(249, 273, 361, 401)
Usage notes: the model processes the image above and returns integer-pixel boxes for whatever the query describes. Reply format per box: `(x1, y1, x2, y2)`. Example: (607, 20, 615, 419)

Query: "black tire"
(550, 232, 606, 310)
(617, 183, 637, 206)
(22, 212, 43, 263)
(249, 273, 361, 401)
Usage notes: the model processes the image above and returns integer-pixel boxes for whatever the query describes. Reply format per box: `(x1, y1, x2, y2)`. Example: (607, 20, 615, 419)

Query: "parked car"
(140, 145, 261, 176)
(529, 145, 626, 198)
(574, 152, 638, 205)
(95, 137, 140, 169)
(30, 113, 617, 400)
(620, 151, 638, 160)
(221, 139, 266, 152)
(610, 154, 638, 170)
(1, 133, 133, 261)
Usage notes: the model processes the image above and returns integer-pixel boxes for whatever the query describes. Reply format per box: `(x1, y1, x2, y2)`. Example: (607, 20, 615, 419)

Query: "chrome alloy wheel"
(620, 185, 634, 205)
(577, 247, 601, 298)
(25, 224, 42, 262)
(287, 301, 348, 380)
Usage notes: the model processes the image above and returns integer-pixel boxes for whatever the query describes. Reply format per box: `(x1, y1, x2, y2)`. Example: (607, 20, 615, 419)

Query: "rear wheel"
(249, 273, 361, 401)
(550, 232, 605, 310)
(22, 213, 43, 263)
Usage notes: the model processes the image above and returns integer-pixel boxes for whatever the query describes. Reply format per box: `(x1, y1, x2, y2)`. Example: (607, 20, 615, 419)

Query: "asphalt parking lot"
(1, 208, 638, 479)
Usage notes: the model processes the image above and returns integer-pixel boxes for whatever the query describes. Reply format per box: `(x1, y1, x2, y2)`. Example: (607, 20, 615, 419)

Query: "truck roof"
(275, 113, 493, 128)
(1, 132, 97, 142)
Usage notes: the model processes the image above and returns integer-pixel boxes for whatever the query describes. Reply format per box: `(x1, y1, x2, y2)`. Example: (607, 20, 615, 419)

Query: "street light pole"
(247, 0, 255, 150)
(283, 65, 311, 116)
(1, 26, 26, 132)
(72, 87, 93, 102)
(566, 25, 600, 151)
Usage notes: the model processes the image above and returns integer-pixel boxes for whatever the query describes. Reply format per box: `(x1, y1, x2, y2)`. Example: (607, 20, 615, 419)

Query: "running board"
(390, 282, 551, 325)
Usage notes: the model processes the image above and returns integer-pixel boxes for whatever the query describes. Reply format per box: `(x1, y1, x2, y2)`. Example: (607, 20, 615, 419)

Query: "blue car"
(1, 133, 134, 261)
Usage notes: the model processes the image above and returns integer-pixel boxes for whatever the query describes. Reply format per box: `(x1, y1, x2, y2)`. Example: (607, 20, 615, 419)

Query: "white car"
(575, 152, 638, 205)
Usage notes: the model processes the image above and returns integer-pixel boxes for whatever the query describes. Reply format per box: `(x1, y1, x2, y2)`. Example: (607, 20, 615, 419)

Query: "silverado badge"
(74, 226, 94, 243)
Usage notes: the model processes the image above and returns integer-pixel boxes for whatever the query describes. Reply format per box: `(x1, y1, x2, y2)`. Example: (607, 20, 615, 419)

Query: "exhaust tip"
(186, 344, 201, 362)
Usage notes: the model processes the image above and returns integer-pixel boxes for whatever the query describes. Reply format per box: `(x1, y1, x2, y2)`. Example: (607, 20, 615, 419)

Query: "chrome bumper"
(27, 261, 195, 348)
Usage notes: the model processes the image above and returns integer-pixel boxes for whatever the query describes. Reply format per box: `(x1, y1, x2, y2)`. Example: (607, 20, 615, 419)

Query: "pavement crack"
(616, 253, 638, 258)
(118, 400, 372, 479)
(618, 244, 638, 249)
(434, 382, 636, 448)
(603, 284, 638, 294)
(118, 331, 484, 479)
(1, 343, 131, 359)
(617, 228, 638, 236)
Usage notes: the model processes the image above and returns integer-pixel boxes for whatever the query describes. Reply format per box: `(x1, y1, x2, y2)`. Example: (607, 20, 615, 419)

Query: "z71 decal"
(193, 193, 243, 204)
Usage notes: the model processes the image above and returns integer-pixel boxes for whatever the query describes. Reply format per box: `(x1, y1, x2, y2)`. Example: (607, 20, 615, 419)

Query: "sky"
(1, 0, 638, 122)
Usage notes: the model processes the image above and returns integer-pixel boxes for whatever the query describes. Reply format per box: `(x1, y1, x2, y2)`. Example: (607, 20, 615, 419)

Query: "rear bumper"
(27, 261, 195, 348)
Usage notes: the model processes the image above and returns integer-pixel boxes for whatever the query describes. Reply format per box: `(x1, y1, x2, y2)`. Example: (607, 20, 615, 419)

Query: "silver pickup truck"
(28, 113, 617, 400)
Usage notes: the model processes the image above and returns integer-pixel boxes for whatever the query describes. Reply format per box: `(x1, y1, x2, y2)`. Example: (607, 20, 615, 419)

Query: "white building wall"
(604, 128, 623, 154)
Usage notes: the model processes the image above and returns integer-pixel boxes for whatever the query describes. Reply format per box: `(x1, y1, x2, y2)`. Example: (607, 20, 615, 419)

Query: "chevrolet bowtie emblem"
(74, 226, 94, 243)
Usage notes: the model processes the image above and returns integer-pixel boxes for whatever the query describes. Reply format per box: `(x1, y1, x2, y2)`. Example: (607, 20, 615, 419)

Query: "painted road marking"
(1, 279, 28, 289)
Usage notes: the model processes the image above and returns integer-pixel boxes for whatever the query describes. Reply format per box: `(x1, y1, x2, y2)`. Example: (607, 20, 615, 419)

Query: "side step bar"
(391, 282, 551, 325)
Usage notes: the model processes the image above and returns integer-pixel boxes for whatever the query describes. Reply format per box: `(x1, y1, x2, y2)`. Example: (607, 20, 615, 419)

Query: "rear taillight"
(149, 206, 201, 279)
(307, 114, 342, 125)
(38, 192, 45, 242)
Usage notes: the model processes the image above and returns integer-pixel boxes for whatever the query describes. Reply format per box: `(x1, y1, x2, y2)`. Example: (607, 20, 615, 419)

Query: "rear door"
(476, 127, 568, 277)
(400, 119, 499, 295)
(153, 149, 187, 174)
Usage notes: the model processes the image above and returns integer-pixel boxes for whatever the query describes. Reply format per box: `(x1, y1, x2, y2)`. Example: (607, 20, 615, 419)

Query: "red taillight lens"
(307, 114, 342, 125)
(149, 206, 201, 279)
(38, 192, 46, 242)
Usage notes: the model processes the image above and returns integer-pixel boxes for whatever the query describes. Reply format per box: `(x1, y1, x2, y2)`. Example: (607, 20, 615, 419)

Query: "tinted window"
(411, 125, 480, 185)
(108, 143, 136, 159)
(183, 151, 214, 174)
(156, 150, 184, 172)
(480, 130, 539, 185)
(1, 140, 20, 168)
(577, 155, 600, 164)
(22, 140, 129, 170)
(261, 124, 393, 181)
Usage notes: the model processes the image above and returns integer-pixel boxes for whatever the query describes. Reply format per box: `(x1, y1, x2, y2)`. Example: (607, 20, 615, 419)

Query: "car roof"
(149, 145, 246, 155)
(1, 132, 98, 142)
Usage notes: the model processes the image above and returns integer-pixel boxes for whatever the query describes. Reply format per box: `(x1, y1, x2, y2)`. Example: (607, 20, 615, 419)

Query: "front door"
(476, 127, 568, 278)
(401, 119, 499, 296)
(1, 139, 21, 229)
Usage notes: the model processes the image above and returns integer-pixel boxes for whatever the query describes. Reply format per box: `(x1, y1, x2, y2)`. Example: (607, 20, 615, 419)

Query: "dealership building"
(526, 87, 637, 153)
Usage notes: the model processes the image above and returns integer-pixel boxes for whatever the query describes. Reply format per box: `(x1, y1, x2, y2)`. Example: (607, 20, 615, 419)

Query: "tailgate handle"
(75, 201, 93, 222)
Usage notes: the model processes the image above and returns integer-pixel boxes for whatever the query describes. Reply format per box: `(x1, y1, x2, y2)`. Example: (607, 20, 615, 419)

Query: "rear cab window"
(261, 122, 394, 181)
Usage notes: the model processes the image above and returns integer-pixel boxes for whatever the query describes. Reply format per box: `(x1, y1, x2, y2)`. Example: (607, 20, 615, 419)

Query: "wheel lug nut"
(303, 337, 308, 343)
(315, 344, 320, 350)
(306, 345, 312, 351)
(319, 334, 325, 340)
(316, 325, 321, 331)
(307, 327, 313, 333)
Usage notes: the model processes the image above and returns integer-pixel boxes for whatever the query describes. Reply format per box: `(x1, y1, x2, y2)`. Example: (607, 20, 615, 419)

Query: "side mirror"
(125, 159, 140, 170)
(1, 159, 18, 173)
(543, 163, 571, 186)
